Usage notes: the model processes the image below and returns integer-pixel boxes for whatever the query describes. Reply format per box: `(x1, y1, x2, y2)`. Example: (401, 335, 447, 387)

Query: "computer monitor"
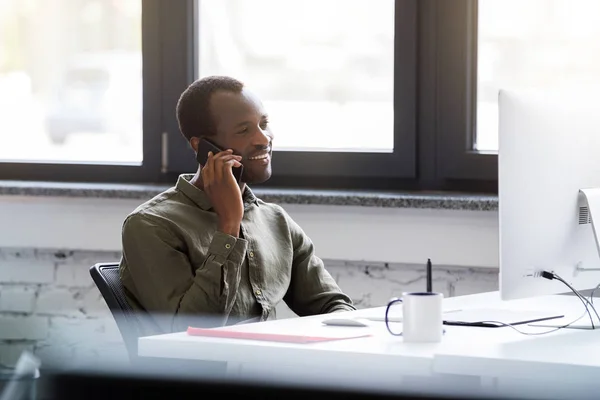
(498, 88, 600, 301)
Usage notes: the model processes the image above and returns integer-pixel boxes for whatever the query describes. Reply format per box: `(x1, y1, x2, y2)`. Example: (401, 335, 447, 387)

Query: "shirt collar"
(176, 174, 259, 211)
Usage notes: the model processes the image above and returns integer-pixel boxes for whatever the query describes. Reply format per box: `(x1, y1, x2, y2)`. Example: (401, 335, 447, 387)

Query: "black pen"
(426, 258, 432, 292)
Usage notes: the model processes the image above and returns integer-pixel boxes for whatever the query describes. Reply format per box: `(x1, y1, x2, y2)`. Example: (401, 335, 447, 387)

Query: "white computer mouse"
(321, 318, 369, 327)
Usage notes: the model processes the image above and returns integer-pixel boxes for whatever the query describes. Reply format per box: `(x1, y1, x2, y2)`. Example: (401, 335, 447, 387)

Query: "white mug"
(385, 292, 444, 342)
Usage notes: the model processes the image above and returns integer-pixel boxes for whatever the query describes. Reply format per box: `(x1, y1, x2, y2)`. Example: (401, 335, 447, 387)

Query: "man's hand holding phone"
(201, 149, 244, 237)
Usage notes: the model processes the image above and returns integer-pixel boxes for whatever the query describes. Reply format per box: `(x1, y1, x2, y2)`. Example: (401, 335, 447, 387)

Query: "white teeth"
(249, 154, 269, 160)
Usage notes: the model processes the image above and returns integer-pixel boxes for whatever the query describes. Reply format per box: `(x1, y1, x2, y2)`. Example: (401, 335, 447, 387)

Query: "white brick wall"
(0, 260, 54, 284)
(0, 286, 36, 313)
(0, 248, 125, 368)
(55, 262, 95, 288)
(0, 316, 49, 340)
(0, 247, 498, 368)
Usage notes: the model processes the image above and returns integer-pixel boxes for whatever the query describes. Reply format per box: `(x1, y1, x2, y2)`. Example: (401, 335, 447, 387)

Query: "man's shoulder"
(252, 198, 310, 243)
(124, 186, 185, 228)
(255, 198, 288, 217)
(253, 198, 304, 232)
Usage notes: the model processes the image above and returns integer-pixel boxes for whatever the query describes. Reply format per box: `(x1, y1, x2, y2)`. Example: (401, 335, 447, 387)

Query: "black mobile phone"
(196, 138, 244, 183)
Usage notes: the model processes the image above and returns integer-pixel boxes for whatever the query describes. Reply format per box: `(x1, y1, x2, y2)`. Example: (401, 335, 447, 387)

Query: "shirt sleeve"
(281, 212, 356, 316)
(121, 214, 247, 332)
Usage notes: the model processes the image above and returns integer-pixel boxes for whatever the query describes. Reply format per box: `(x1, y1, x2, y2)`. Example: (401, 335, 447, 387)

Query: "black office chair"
(89, 263, 160, 364)
(89, 263, 229, 375)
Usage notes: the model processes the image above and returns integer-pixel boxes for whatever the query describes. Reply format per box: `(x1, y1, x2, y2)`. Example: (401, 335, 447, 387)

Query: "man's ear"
(190, 137, 200, 153)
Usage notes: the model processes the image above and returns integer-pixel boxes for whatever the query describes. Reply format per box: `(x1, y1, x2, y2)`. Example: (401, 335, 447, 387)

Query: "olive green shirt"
(119, 174, 355, 333)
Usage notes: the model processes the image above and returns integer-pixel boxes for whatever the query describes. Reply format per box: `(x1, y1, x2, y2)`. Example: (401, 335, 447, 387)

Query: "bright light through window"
(477, 0, 600, 151)
(197, 0, 395, 153)
(0, 0, 142, 163)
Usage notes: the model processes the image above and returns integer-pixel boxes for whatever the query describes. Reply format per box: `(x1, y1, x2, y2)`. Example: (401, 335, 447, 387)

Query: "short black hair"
(176, 75, 245, 142)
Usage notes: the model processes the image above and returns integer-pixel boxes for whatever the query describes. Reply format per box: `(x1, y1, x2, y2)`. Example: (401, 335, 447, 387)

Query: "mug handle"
(385, 297, 403, 336)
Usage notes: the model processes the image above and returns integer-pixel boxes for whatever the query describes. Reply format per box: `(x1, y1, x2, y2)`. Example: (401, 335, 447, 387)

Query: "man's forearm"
(172, 232, 247, 330)
(173, 261, 241, 330)
(218, 220, 241, 238)
(327, 304, 357, 313)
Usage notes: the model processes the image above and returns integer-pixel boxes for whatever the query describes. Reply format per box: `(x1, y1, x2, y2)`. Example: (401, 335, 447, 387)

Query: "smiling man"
(118, 76, 355, 333)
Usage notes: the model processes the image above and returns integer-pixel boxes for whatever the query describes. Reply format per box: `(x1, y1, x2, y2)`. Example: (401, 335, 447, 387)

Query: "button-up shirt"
(119, 174, 355, 333)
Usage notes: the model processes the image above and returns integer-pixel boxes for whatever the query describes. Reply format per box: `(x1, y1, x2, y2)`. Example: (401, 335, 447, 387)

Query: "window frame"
(0, 0, 165, 183)
(164, 0, 418, 191)
(429, 0, 497, 191)
(0, 0, 497, 194)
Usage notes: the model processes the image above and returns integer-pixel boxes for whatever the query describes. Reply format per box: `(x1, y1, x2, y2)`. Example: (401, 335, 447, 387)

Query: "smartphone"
(196, 138, 244, 183)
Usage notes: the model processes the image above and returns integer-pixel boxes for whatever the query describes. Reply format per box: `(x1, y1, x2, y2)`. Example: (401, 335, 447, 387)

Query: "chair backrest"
(89, 263, 159, 363)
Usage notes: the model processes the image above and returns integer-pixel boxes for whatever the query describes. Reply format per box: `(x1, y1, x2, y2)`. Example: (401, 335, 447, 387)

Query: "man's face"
(206, 88, 274, 184)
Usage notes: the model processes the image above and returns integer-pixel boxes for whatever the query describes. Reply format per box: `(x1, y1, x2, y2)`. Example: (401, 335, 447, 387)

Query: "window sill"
(0, 180, 498, 211)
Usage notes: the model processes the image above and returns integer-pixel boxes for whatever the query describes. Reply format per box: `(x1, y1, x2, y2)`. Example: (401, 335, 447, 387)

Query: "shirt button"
(225, 243, 231, 249)
(249, 251, 255, 258)
(255, 289, 262, 296)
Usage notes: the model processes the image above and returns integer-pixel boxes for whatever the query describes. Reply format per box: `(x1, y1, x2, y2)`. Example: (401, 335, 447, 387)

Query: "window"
(165, 0, 416, 189)
(433, 0, 497, 188)
(2, 0, 509, 193)
(433, 0, 600, 191)
(0, 0, 143, 164)
(198, 0, 394, 152)
(476, 0, 600, 152)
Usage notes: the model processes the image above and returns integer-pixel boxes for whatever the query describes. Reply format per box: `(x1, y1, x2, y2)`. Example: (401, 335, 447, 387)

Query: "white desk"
(138, 311, 438, 389)
(138, 292, 600, 396)
(432, 294, 600, 398)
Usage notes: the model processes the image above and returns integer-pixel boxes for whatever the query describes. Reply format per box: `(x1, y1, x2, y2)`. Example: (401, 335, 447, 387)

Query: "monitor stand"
(579, 188, 600, 271)
(577, 188, 600, 273)
(546, 188, 600, 329)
